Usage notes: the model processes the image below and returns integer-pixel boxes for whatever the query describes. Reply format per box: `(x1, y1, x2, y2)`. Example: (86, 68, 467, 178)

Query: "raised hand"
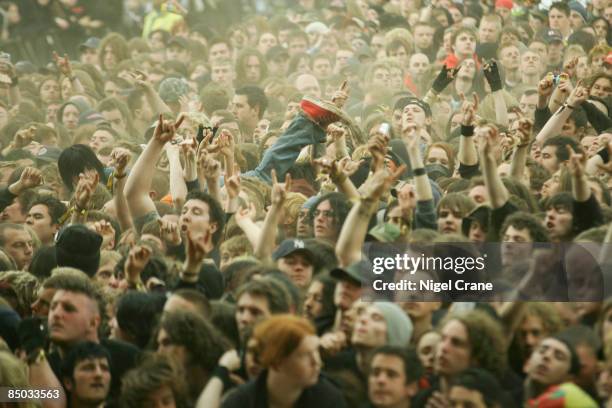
(538, 75, 555, 98)
(153, 114, 184, 144)
(185, 229, 213, 270)
(402, 121, 421, 151)
(125, 244, 152, 283)
(460, 92, 479, 126)
(431, 64, 460, 94)
(158, 218, 182, 246)
(202, 155, 221, 180)
(90, 220, 116, 250)
(327, 123, 347, 141)
(218, 129, 235, 158)
(270, 169, 292, 206)
(10, 167, 43, 196)
(331, 80, 350, 108)
(127, 70, 150, 89)
(483, 59, 502, 92)
(362, 165, 406, 202)
(234, 201, 257, 225)
(74, 170, 99, 209)
(566, 81, 589, 107)
(556, 73, 573, 95)
(368, 131, 389, 171)
(566, 144, 586, 178)
(477, 126, 497, 158)
(226, 174, 241, 199)
(13, 126, 36, 149)
(52, 51, 72, 77)
(515, 117, 534, 148)
(337, 156, 363, 176)
(110, 147, 131, 176)
(563, 57, 579, 78)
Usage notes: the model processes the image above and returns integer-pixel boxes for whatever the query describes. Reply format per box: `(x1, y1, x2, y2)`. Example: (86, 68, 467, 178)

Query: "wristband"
(212, 365, 233, 391)
(563, 103, 575, 110)
(114, 172, 127, 179)
(10, 76, 18, 88)
(597, 147, 610, 164)
(413, 167, 426, 176)
(461, 125, 474, 137)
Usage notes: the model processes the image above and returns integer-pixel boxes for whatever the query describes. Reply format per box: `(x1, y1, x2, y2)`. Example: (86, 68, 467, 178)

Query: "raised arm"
(125, 114, 184, 220)
(130, 71, 172, 116)
(314, 157, 360, 202)
(458, 93, 479, 167)
(567, 144, 590, 202)
(254, 170, 291, 262)
(53, 52, 84, 96)
(510, 118, 534, 183)
(483, 60, 508, 127)
(479, 126, 509, 209)
(71, 171, 99, 225)
(109, 148, 133, 231)
(336, 165, 405, 267)
(404, 123, 433, 202)
(234, 202, 261, 249)
(535, 84, 588, 145)
(547, 74, 572, 113)
(423, 64, 459, 106)
(166, 143, 188, 211)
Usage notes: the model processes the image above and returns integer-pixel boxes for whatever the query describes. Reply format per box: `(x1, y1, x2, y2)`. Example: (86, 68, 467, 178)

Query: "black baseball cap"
(330, 259, 372, 285)
(272, 239, 315, 263)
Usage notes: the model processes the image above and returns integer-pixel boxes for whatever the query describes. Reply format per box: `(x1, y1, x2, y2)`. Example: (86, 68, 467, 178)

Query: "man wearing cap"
(273, 238, 316, 290)
(330, 261, 367, 329)
(494, 0, 513, 24)
(543, 29, 565, 72)
(167, 36, 191, 65)
(568, 1, 588, 29)
(79, 37, 100, 66)
(524, 335, 598, 407)
(326, 301, 413, 389)
(266, 46, 290, 77)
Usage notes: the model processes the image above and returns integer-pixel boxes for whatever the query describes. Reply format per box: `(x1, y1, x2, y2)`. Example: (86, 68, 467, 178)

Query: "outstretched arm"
(479, 127, 509, 209)
(458, 93, 479, 167)
(535, 83, 588, 145)
(125, 115, 184, 220)
(509, 118, 534, 183)
(109, 148, 134, 231)
(254, 170, 291, 262)
(336, 165, 405, 267)
(483, 60, 508, 127)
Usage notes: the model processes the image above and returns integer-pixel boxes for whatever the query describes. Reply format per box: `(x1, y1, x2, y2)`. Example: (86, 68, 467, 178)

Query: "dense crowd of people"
(0, 0, 612, 407)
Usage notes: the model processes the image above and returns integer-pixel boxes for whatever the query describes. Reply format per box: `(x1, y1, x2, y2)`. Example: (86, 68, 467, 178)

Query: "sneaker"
(300, 96, 351, 129)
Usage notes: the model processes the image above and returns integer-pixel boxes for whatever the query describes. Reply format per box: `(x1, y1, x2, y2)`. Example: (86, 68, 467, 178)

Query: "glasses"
(313, 209, 335, 218)
(298, 210, 311, 220)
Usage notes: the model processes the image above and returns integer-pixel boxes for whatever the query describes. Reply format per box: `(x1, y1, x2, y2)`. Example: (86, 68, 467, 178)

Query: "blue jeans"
(244, 113, 325, 184)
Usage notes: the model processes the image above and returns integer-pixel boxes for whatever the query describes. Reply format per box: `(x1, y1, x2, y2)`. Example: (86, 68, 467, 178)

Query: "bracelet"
(212, 365, 233, 391)
(597, 147, 610, 164)
(563, 103, 575, 110)
(114, 172, 127, 179)
(413, 167, 426, 176)
(461, 125, 475, 137)
(10, 77, 18, 88)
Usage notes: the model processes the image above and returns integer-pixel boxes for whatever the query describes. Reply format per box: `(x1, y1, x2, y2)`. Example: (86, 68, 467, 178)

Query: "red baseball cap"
(495, 0, 513, 9)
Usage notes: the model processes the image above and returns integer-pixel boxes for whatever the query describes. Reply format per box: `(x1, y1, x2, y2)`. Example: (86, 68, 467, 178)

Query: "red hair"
(253, 315, 315, 367)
